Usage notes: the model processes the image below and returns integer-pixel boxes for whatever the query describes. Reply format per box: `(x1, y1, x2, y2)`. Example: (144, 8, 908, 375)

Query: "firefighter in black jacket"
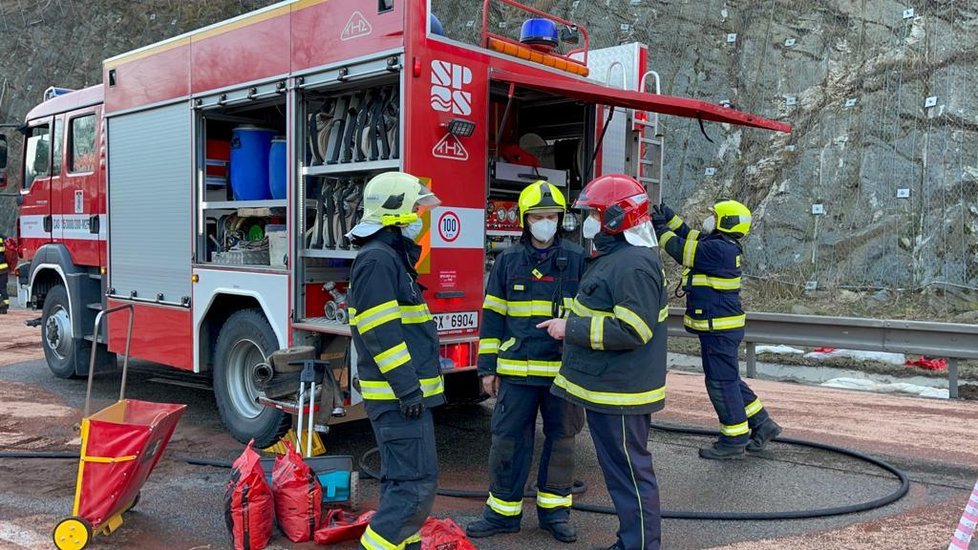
(466, 181, 586, 543)
(347, 172, 444, 550)
(652, 200, 782, 460)
(539, 174, 669, 550)
(0, 235, 9, 314)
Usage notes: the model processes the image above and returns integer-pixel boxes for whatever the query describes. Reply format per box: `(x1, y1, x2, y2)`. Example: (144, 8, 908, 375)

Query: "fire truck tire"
(213, 308, 290, 447)
(41, 285, 87, 379)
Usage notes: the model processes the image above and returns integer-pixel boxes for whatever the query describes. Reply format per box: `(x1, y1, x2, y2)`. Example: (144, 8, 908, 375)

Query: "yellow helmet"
(712, 200, 752, 237)
(517, 180, 566, 227)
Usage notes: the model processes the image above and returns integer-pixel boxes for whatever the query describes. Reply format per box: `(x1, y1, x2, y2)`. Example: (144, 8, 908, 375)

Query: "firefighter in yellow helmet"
(466, 181, 586, 543)
(0, 235, 10, 314)
(347, 172, 443, 550)
(652, 199, 782, 460)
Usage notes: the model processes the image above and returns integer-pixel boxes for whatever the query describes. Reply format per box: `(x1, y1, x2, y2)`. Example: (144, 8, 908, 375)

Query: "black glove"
(651, 204, 668, 228)
(659, 203, 676, 221)
(399, 389, 425, 419)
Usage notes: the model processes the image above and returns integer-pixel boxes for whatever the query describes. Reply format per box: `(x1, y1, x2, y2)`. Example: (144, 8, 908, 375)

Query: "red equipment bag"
(271, 441, 323, 542)
(420, 517, 477, 550)
(225, 440, 274, 550)
(314, 509, 375, 545)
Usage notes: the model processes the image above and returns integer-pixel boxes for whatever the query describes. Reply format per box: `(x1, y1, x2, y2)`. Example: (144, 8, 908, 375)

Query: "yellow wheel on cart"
(52, 516, 92, 550)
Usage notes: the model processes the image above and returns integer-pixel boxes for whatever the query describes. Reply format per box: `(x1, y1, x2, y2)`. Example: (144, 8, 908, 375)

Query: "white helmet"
(349, 172, 440, 238)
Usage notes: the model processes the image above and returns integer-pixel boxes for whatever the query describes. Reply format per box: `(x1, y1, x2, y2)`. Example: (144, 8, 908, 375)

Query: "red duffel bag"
(420, 517, 477, 550)
(272, 441, 324, 542)
(314, 509, 375, 545)
(225, 440, 274, 550)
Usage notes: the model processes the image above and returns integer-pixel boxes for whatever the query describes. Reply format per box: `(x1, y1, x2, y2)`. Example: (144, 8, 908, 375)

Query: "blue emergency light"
(520, 18, 559, 52)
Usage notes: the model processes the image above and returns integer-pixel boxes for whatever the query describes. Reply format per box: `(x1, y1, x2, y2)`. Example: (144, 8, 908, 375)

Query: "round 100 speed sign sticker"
(438, 211, 461, 242)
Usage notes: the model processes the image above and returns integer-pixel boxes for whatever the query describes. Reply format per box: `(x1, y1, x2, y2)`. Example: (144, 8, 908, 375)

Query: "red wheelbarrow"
(52, 304, 186, 550)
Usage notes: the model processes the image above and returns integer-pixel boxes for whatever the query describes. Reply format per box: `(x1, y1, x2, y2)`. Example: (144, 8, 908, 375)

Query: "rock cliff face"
(2, 1, 976, 317)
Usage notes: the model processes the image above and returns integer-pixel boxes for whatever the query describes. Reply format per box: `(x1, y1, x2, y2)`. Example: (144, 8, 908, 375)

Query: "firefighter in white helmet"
(466, 181, 586, 543)
(347, 172, 443, 550)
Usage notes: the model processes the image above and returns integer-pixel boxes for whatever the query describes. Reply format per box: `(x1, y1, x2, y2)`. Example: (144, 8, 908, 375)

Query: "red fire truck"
(4, 0, 788, 446)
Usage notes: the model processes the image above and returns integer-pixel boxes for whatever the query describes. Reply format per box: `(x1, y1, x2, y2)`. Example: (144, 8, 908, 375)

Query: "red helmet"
(573, 174, 650, 234)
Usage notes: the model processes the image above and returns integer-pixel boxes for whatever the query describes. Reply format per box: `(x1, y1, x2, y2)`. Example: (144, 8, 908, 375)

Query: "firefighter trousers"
(699, 331, 770, 446)
(360, 409, 438, 550)
(483, 379, 584, 527)
(587, 410, 661, 550)
(0, 271, 8, 314)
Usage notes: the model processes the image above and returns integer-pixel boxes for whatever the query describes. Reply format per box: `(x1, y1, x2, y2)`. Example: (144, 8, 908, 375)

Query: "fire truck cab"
(12, 0, 788, 446)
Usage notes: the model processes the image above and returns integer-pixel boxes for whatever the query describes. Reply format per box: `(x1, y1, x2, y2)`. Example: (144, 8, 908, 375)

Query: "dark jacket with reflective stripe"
(656, 215, 745, 334)
(349, 229, 446, 418)
(478, 238, 585, 385)
(551, 234, 668, 415)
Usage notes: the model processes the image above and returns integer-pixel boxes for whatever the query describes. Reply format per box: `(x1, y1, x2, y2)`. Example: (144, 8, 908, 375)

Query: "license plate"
(432, 311, 479, 333)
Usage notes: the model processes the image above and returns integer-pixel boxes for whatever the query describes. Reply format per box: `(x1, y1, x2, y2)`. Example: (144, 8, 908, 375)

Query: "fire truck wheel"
(213, 308, 290, 447)
(41, 285, 86, 379)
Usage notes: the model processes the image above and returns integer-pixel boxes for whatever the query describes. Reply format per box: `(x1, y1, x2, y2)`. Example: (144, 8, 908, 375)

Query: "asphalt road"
(1, 358, 976, 549)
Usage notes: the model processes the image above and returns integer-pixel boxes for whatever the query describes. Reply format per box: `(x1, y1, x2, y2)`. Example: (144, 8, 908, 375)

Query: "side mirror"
(559, 25, 580, 45)
(0, 134, 8, 188)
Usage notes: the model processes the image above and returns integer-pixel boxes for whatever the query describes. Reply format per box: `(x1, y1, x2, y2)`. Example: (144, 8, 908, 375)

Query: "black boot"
(540, 520, 577, 543)
(698, 441, 746, 460)
(747, 419, 783, 452)
(465, 519, 520, 538)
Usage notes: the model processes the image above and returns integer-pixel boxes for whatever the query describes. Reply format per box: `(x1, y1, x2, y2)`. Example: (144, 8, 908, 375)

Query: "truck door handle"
(89, 215, 99, 234)
(43, 215, 52, 233)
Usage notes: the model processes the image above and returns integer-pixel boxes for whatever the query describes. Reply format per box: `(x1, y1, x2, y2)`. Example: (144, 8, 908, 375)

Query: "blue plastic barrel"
(230, 126, 276, 200)
(268, 138, 287, 200)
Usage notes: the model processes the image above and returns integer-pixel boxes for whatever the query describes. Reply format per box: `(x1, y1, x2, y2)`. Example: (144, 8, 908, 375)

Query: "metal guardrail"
(665, 308, 978, 398)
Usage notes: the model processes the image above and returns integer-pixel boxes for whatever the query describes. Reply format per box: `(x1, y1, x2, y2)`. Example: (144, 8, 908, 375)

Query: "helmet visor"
(414, 183, 441, 214)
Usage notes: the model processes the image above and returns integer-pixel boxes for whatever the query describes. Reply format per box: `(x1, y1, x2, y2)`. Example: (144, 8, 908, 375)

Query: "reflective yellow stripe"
(683, 314, 746, 331)
(745, 398, 763, 418)
(0, 263, 8, 271)
(359, 376, 444, 401)
(687, 229, 701, 241)
(505, 300, 553, 317)
(82, 454, 138, 464)
(484, 294, 508, 315)
(487, 493, 523, 516)
(400, 303, 432, 324)
(689, 274, 741, 290)
(554, 373, 665, 407)
(658, 306, 669, 323)
(478, 338, 501, 355)
(374, 342, 411, 373)
(352, 299, 400, 333)
(499, 337, 516, 351)
(403, 532, 421, 545)
(721, 421, 750, 437)
(360, 524, 399, 550)
(682, 237, 698, 267)
(589, 316, 604, 350)
(536, 490, 572, 509)
(571, 298, 613, 319)
(496, 358, 562, 378)
(659, 231, 676, 248)
(666, 215, 683, 230)
(613, 305, 653, 343)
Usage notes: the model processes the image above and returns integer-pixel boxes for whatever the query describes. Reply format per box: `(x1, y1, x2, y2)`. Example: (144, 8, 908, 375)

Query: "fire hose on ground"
(0, 423, 909, 521)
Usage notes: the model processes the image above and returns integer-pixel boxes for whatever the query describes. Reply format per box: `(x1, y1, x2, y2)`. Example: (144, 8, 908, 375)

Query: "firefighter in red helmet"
(538, 174, 669, 550)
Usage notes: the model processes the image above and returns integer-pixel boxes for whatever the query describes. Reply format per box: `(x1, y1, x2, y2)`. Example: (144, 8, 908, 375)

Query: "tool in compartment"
(383, 88, 400, 159)
(324, 95, 349, 165)
(323, 178, 338, 249)
(340, 92, 364, 164)
(322, 281, 349, 323)
(353, 89, 374, 162)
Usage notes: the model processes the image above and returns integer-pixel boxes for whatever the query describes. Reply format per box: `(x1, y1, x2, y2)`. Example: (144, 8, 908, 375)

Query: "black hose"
(0, 451, 77, 459)
(1, 424, 910, 521)
(360, 423, 909, 521)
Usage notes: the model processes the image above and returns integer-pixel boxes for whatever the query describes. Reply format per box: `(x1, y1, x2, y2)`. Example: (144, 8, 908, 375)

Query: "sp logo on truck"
(431, 60, 472, 115)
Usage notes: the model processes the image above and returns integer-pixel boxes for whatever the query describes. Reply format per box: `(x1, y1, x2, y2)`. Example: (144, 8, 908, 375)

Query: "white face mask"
(529, 219, 558, 243)
(401, 219, 423, 241)
(582, 215, 601, 239)
(703, 215, 716, 233)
